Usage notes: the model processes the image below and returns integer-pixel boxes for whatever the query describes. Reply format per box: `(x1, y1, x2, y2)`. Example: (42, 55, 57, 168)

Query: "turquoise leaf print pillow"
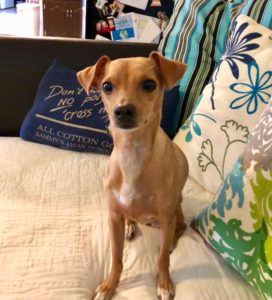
(175, 15, 272, 194)
(230, 62, 272, 114)
(192, 96, 272, 299)
(210, 18, 262, 110)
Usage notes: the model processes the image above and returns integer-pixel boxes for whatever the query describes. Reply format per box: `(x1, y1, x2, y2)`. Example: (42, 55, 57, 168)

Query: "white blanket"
(0, 138, 259, 299)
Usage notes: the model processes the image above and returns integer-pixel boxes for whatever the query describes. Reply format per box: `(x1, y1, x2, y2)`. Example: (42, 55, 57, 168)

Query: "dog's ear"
(149, 51, 187, 90)
(77, 55, 110, 93)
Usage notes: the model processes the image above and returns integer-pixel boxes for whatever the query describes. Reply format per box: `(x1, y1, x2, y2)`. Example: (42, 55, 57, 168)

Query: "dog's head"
(77, 52, 186, 130)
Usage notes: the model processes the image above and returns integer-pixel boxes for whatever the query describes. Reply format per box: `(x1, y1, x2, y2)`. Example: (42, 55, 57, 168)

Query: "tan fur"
(77, 51, 188, 300)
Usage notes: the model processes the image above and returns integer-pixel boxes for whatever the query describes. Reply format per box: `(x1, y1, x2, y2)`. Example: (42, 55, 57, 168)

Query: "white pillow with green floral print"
(192, 96, 272, 299)
(174, 15, 272, 194)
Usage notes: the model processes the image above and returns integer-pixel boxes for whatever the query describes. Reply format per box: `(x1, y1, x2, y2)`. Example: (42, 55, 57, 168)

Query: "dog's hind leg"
(125, 218, 137, 241)
(170, 196, 187, 253)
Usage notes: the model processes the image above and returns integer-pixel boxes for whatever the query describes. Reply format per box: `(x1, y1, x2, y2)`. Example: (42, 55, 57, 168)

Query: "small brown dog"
(77, 52, 188, 300)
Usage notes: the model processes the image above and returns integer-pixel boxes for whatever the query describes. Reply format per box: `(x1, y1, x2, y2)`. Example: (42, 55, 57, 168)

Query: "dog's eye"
(102, 81, 114, 93)
(142, 79, 156, 92)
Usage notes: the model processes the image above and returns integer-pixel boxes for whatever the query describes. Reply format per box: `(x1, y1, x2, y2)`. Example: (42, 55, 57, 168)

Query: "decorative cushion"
(159, 0, 272, 129)
(20, 60, 180, 154)
(192, 96, 272, 300)
(20, 60, 113, 155)
(161, 85, 181, 138)
(175, 15, 272, 194)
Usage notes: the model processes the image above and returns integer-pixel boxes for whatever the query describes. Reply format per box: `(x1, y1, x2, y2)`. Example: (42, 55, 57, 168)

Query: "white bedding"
(0, 138, 259, 299)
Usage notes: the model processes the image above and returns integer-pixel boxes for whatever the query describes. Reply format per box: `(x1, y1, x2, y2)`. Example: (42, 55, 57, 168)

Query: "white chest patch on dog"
(113, 185, 139, 207)
(113, 144, 146, 207)
(113, 189, 128, 206)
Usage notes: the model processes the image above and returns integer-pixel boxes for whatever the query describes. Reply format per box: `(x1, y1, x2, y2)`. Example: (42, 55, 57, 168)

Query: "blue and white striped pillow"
(159, 0, 272, 131)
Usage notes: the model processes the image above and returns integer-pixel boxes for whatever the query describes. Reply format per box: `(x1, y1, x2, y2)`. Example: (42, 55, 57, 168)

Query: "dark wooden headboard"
(0, 36, 156, 136)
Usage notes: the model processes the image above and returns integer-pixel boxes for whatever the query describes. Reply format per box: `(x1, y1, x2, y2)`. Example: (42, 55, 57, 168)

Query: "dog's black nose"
(114, 104, 136, 128)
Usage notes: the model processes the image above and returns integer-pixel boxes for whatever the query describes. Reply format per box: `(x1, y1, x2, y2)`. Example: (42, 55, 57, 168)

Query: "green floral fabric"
(193, 98, 272, 299)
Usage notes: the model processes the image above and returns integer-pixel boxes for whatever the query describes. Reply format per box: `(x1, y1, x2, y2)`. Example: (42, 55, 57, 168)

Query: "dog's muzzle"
(114, 104, 137, 129)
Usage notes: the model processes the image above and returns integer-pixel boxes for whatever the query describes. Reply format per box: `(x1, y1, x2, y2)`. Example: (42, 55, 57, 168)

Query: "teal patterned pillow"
(175, 15, 272, 194)
(192, 97, 272, 299)
(159, 0, 272, 129)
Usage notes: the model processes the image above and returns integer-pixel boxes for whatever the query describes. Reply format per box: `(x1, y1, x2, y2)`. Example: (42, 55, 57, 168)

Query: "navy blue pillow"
(20, 60, 180, 154)
(162, 86, 180, 139)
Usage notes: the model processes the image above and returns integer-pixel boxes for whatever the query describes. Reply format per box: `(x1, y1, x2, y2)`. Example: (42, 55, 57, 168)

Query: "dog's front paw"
(92, 275, 119, 300)
(125, 220, 137, 241)
(157, 274, 175, 300)
(93, 290, 108, 300)
(92, 285, 113, 300)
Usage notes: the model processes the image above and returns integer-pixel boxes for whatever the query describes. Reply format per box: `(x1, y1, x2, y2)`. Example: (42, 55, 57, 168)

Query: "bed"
(0, 36, 259, 299)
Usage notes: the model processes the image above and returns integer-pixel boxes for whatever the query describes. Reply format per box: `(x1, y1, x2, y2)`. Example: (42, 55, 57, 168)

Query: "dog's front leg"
(93, 208, 125, 300)
(157, 216, 176, 300)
